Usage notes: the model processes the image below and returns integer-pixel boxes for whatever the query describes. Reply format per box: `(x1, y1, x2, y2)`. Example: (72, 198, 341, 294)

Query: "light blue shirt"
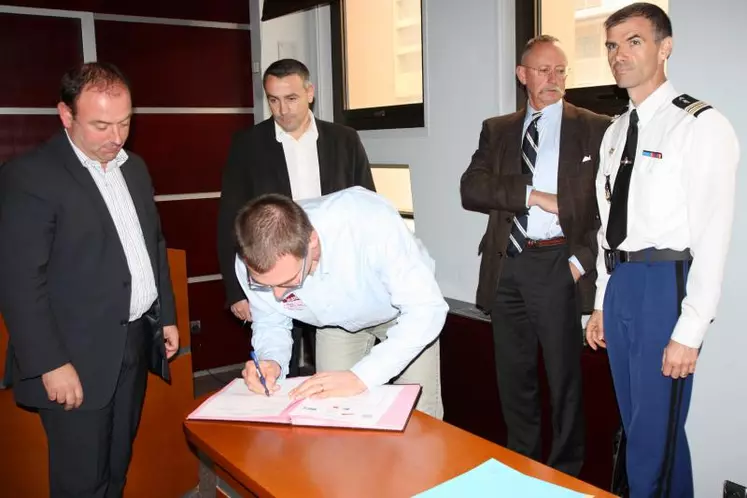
(524, 99, 584, 273)
(235, 187, 448, 389)
(524, 99, 563, 240)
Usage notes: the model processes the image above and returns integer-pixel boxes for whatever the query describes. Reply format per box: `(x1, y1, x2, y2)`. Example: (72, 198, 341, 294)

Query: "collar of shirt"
(298, 195, 333, 277)
(274, 110, 319, 143)
(629, 80, 678, 128)
(525, 98, 563, 132)
(65, 130, 128, 172)
(313, 236, 330, 276)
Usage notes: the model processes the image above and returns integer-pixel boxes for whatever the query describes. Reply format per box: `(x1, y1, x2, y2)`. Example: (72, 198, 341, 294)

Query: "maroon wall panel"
(127, 113, 253, 195)
(0, 115, 62, 164)
(2, 1, 249, 23)
(95, 21, 252, 108)
(188, 279, 251, 371)
(0, 14, 83, 107)
(157, 198, 220, 277)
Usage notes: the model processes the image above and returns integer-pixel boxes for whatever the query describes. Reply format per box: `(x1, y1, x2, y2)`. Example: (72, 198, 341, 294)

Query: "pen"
(249, 351, 270, 397)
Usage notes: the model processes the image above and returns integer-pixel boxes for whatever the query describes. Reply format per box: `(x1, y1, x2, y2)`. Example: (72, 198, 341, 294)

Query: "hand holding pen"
(243, 352, 281, 396)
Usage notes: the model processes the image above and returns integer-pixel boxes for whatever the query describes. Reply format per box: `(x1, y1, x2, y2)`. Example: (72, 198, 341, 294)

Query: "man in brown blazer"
(460, 35, 610, 476)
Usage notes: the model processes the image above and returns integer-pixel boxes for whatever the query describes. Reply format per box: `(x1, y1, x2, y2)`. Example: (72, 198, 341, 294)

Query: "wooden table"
(184, 407, 618, 498)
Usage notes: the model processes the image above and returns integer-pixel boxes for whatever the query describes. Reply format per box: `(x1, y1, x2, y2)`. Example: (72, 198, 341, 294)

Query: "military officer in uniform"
(585, 4, 740, 497)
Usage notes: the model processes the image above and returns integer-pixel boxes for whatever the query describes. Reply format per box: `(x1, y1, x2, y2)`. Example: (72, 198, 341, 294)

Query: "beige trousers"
(315, 322, 443, 420)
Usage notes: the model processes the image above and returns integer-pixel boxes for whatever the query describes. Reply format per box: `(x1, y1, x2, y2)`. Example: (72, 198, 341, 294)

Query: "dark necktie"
(507, 112, 541, 256)
(606, 109, 639, 249)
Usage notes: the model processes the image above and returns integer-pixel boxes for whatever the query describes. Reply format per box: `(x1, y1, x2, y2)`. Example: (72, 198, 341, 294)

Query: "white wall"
(256, 0, 516, 302)
(354, 0, 516, 303)
(668, 0, 747, 494)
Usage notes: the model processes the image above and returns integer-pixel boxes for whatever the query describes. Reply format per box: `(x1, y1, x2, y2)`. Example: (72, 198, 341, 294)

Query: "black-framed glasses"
(522, 65, 571, 78)
(247, 254, 309, 301)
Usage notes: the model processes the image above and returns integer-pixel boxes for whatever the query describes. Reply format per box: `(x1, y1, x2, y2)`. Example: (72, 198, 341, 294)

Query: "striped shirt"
(66, 133, 157, 321)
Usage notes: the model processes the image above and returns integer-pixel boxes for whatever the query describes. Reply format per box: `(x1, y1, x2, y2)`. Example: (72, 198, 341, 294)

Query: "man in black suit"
(0, 62, 179, 497)
(217, 59, 375, 373)
(461, 36, 610, 475)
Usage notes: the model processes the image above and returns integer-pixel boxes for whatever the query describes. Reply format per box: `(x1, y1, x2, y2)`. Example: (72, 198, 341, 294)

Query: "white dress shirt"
(66, 133, 158, 321)
(594, 81, 740, 348)
(523, 99, 584, 273)
(275, 111, 322, 201)
(235, 187, 448, 388)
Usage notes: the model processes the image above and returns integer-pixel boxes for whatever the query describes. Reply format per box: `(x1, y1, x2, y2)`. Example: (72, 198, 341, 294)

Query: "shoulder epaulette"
(672, 93, 712, 117)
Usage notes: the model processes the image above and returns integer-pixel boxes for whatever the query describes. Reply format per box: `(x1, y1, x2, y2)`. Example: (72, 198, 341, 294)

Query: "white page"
(290, 385, 403, 425)
(192, 377, 308, 419)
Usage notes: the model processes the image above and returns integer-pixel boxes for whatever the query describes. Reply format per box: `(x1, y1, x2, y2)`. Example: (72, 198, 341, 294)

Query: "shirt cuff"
(350, 361, 383, 390)
(258, 351, 290, 381)
(569, 255, 585, 275)
(671, 316, 708, 349)
(525, 186, 534, 208)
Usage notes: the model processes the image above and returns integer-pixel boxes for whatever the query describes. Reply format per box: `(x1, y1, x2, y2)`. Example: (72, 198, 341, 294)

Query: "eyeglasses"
(247, 254, 309, 301)
(522, 65, 571, 78)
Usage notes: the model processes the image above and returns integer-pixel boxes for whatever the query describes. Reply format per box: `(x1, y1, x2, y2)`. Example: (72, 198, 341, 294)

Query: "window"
(516, 0, 669, 115)
(331, 0, 424, 130)
(370, 164, 415, 232)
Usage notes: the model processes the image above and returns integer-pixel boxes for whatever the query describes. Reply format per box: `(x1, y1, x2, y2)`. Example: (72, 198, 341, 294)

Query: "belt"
(525, 236, 566, 249)
(604, 248, 692, 273)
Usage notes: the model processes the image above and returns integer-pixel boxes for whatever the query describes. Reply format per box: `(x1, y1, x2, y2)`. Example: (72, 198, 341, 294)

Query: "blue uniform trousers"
(604, 258, 694, 498)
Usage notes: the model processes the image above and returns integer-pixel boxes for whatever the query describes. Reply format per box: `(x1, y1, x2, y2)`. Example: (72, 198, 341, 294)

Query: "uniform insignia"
(604, 175, 612, 202)
(642, 150, 663, 159)
(672, 93, 712, 117)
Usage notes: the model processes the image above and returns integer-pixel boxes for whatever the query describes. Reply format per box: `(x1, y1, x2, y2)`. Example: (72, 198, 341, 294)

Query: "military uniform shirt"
(594, 80, 740, 348)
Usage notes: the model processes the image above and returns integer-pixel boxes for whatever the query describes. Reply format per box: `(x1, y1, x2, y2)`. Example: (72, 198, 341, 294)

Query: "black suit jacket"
(217, 117, 375, 305)
(461, 101, 610, 313)
(0, 131, 176, 410)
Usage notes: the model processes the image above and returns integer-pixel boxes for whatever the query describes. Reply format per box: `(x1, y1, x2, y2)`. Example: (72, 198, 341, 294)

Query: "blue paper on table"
(412, 458, 592, 498)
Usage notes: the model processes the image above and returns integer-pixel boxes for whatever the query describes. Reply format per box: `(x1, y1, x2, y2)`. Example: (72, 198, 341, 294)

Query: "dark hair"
(234, 193, 313, 274)
(262, 58, 311, 87)
(60, 62, 131, 116)
(520, 34, 561, 64)
(604, 2, 672, 41)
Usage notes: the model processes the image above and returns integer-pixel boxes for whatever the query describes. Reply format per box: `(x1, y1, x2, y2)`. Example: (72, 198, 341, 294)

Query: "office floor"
(193, 364, 315, 397)
(193, 367, 242, 397)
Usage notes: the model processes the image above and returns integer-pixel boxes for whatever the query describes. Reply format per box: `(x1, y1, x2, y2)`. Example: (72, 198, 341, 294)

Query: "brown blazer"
(460, 101, 610, 314)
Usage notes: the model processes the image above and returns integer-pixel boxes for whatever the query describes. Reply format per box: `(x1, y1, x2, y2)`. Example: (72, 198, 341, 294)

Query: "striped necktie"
(507, 111, 541, 256)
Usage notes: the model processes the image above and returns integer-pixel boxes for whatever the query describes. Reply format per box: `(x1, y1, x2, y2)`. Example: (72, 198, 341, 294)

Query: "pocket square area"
(582, 155, 592, 162)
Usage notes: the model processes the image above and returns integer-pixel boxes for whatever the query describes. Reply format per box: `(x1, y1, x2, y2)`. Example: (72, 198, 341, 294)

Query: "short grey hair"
(520, 34, 561, 64)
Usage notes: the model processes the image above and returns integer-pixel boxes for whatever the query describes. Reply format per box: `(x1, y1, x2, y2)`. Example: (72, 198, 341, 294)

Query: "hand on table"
(289, 371, 367, 400)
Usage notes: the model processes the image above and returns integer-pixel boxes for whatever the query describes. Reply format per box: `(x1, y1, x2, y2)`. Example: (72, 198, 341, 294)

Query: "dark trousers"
(289, 322, 316, 377)
(604, 259, 694, 498)
(39, 319, 149, 498)
(491, 244, 584, 476)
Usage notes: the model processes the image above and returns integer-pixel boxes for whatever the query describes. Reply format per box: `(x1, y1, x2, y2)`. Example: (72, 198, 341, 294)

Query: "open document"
(187, 376, 420, 431)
